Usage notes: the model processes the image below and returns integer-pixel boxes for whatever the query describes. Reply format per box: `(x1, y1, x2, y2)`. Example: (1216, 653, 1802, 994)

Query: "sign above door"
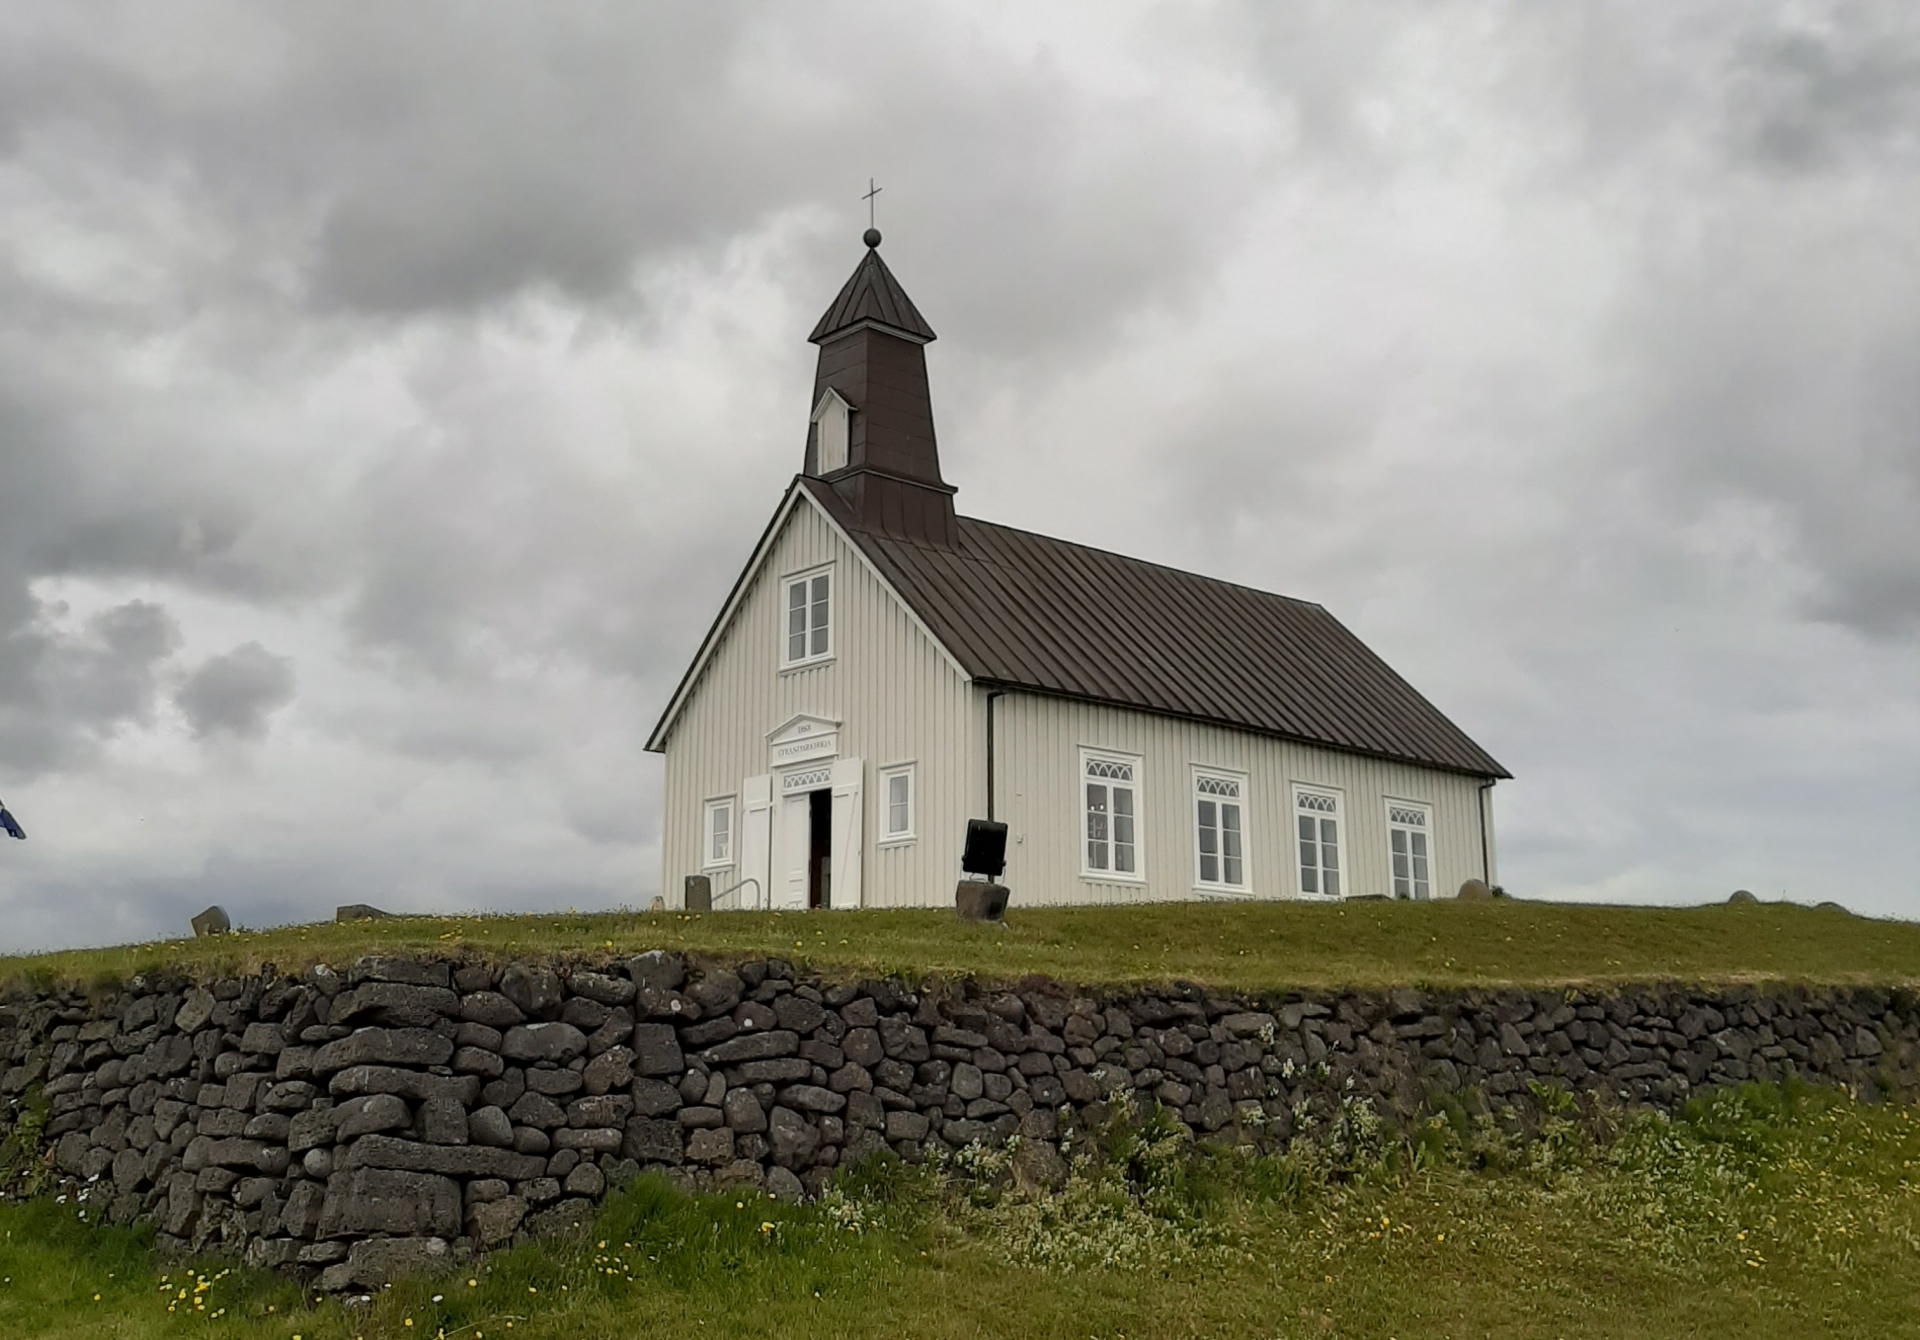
(767, 712, 841, 769)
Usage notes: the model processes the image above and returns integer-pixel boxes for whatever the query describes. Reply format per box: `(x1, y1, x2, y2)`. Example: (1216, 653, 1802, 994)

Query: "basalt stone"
(686, 1126, 734, 1165)
(687, 971, 744, 1015)
(724, 1087, 768, 1132)
(453, 1045, 506, 1078)
(524, 1065, 584, 1097)
(582, 1045, 634, 1095)
(562, 996, 611, 1031)
(569, 971, 636, 1007)
(513, 1126, 551, 1156)
(314, 1027, 453, 1073)
(351, 955, 451, 989)
(631, 1077, 683, 1118)
(622, 1117, 684, 1164)
(345, 1134, 548, 1181)
(500, 963, 563, 1019)
(627, 951, 685, 994)
(733, 1057, 812, 1085)
(174, 989, 216, 1035)
(551, 1126, 624, 1154)
(508, 1091, 568, 1129)
(330, 982, 460, 1029)
(702, 1029, 799, 1065)
(779, 1084, 845, 1114)
(333, 1093, 412, 1141)
(469, 1105, 515, 1147)
(320, 1234, 453, 1290)
(681, 1017, 738, 1049)
(568, 1093, 632, 1128)
(461, 992, 526, 1028)
(467, 1195, 527, 1247)
(503, 1022, 588, 1064)
(420, 1096, 470, 1145)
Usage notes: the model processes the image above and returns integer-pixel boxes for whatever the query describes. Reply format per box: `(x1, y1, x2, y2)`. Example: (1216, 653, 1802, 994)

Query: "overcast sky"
(1, 2, 1916, 952)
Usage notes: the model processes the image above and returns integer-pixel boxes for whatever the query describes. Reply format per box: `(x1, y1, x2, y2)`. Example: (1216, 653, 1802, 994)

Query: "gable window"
(1083, 751, 1141, 878)
(703, 798, 734, 869)
(1294, 785, 1343, 898)
(783, 568, 831, 666)
(1387, 801, 1431, 900)
(812, 389, 851, 474)
(1194, 771, 1246, 890)
(879, 763, 915, 843)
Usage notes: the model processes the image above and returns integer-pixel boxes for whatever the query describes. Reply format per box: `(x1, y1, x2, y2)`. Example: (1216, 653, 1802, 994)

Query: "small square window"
(703, 798, 735, 869)
(879, 764, 915, 842)
(783, 568, 832, 667)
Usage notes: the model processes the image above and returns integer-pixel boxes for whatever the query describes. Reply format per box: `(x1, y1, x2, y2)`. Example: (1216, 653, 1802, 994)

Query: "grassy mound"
(4, 899, 1916, 994)
(2, 1081, 1915, 1339)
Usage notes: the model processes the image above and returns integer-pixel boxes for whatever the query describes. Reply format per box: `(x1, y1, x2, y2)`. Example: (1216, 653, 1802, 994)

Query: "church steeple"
(804, 230, 957, 545)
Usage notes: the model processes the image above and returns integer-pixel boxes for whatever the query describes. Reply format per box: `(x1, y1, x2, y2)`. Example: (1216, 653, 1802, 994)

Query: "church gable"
(645, 484, 965, 754)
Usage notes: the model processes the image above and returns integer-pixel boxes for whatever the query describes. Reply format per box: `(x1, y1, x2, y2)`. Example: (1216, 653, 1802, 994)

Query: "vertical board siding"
(989, 690, 1494, 907)
(661, 494, 1498, 910)
(659, 498, 973, 907)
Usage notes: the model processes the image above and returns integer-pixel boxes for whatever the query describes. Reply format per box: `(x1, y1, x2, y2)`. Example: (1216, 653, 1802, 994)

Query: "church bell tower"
(804, 229, 958, 546)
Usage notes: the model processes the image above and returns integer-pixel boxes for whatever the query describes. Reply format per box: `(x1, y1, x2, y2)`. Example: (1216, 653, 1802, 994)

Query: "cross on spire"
(863, 178, 883, 228)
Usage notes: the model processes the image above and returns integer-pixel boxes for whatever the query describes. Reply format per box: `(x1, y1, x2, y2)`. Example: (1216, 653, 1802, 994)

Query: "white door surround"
(757, 715, 861, 911)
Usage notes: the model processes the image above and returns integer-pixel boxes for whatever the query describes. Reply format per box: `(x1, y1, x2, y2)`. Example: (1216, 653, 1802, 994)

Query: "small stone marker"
(1816, 900, 1849, 914)
(190, 905, 230, 937)
(955, 880, 1009, 922)
(684, 875, 712, 913)
(336, 903, 391, 922)
(1456, 879, 1493, 902)
(1728, 889, 1758, 905)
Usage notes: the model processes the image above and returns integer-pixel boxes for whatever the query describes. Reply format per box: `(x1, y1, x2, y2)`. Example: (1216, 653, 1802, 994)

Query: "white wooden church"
(647, 233, 1509, 911)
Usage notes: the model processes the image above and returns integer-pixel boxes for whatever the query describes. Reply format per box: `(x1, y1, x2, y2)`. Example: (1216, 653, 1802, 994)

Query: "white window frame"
(1292, 783, 1345, 900)
(1385, 798, 1433, 901)
(702, 796, 735, 871)
(780, 564, 833, 669)
(878, 762, 915, 845)
(1080, 748, 1144, 882)
(1192, 767, 1249, 893)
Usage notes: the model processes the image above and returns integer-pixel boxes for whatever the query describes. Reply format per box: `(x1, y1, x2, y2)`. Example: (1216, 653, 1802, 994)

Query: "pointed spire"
(808, 233, 937, 345)
(803, 234, 956, 545)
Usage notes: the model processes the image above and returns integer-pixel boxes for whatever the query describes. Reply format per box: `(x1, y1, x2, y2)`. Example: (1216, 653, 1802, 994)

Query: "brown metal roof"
(801, 478, 1509, 778)
(808, 247, 937, 344)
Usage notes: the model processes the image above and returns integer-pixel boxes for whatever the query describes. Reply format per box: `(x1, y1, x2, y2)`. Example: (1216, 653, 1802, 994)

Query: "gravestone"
(190, 905, 231, 937)
(336, 904, 391, 922)
(684, 876, 712, 913)
(955, 881, 1009, 922)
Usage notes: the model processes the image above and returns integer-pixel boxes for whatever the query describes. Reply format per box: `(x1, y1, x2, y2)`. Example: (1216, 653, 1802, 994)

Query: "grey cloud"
(1734, 19, 1920, 172)
(0, 598, 181, 776)
(175, 642, 295, 740)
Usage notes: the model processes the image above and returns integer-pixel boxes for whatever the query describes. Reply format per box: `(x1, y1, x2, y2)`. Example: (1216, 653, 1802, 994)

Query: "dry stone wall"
(2, 951, 1916, 1291)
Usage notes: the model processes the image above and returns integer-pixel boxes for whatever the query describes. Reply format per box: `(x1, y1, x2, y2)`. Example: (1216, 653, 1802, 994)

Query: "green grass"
(4, 899, 1917, 995)
(3, 1082, 1917, 1339)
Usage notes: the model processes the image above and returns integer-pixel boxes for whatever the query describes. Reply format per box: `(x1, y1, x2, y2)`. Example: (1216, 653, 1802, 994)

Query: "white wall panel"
(986, 689, 1496, 907)
(658, 496, 974, 907)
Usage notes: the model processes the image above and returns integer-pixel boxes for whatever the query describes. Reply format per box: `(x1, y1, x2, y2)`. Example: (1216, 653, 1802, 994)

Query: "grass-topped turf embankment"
(3, 1081, 1918, 1339)
(4, 899, 1917, 994)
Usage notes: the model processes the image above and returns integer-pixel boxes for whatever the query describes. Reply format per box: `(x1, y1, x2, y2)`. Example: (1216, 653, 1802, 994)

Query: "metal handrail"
(711, 876, 763, 912)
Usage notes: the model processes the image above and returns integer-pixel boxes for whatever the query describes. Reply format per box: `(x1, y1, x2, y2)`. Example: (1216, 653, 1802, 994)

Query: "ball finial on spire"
(863, 227, 882, 248)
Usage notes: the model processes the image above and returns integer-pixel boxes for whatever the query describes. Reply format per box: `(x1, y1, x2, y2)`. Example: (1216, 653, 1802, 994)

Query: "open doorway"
(808, 788, 831, 908)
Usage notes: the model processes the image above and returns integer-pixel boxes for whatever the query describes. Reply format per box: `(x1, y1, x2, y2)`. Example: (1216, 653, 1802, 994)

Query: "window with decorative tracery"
(1082, 752, 1140, 878)
(1386, 802, 1431, 900)
(1294, 786, 1343, 897)
(1194, 771, 1246, 889)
